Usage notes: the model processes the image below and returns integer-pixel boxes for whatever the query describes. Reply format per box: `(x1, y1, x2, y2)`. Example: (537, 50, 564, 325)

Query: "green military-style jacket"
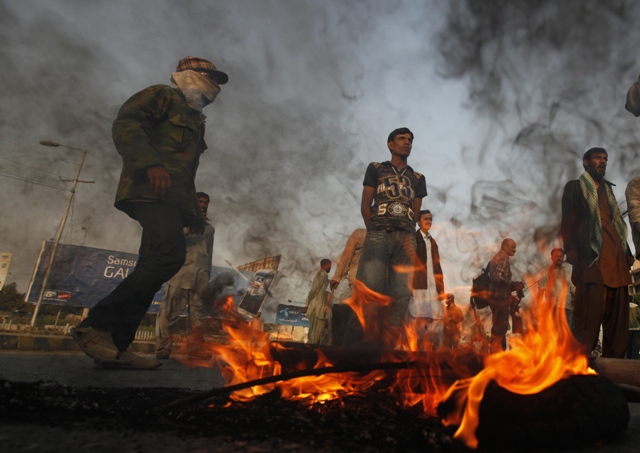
(112, 84, 207, 221)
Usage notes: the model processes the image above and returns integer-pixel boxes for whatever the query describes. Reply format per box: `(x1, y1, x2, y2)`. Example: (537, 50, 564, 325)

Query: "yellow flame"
(206, 286, 475, 412)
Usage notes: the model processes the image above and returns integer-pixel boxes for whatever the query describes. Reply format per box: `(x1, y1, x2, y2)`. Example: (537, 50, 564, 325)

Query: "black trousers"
(627, 330, 640, 360)
(489, 299, 510, 353)
(78, 202, 186, 351)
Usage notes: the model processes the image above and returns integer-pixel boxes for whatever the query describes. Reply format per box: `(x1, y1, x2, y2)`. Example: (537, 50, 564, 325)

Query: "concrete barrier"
(0, 331, 230, 353)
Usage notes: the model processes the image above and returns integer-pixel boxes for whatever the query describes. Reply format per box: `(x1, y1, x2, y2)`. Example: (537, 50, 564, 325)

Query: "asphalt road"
(0, 350, 225, 390)
(2, 351, 640, 452)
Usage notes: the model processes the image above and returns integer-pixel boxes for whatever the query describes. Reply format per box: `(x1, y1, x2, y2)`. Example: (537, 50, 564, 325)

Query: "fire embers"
(438, 374, 628, 450)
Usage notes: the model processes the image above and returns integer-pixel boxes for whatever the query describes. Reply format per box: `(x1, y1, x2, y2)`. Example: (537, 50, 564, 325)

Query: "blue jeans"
(79, 202, 186, 351)
(342, 229, 416, 350)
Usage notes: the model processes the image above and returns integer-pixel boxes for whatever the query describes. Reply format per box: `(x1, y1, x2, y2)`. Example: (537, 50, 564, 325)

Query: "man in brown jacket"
(561, 147, 633, 358)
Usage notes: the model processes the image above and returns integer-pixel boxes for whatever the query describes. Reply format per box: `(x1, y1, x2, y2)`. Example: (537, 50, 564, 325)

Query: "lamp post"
(30, 141, 91, 327)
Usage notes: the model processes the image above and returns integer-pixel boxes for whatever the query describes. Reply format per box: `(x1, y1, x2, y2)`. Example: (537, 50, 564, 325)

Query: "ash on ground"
(0, 379, 465, 453)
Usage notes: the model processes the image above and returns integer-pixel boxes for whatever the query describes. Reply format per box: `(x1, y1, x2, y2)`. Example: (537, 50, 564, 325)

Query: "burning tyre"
(440, 374, 628, 450)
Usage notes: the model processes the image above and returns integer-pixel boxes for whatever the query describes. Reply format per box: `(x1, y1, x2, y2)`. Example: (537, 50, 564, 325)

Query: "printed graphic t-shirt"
(363, 161, 427, 232)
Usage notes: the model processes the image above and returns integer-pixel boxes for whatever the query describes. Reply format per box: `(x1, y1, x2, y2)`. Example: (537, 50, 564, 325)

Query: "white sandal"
(71, 327, 120, 362)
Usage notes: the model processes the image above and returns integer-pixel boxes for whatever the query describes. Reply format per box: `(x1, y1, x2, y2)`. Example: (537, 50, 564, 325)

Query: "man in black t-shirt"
(343, 127, 427, 350)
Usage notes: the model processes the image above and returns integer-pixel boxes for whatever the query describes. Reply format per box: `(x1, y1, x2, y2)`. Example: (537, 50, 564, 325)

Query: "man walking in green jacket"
(72, 56, 228, 369)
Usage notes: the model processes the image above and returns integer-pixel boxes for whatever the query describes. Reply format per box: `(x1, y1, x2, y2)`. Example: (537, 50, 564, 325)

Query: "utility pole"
(30, 141, 93, 327)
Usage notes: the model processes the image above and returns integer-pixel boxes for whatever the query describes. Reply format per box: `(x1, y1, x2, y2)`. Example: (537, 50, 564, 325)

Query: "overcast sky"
(1, 0, 640, 307)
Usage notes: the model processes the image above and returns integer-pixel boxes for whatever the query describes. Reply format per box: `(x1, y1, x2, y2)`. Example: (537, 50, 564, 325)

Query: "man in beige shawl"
(303, 259, 332, 344)
(330, 228, 366, 345)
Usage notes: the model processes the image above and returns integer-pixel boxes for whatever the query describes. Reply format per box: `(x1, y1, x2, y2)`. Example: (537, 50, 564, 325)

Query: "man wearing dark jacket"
(72, 56, 228, 369)
(561, 147, 633, 358)
(409, 210, 445, 349)
(488, 238, 523, 353)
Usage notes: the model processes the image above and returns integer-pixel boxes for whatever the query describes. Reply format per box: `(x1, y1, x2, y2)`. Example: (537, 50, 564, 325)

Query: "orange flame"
(203, 283, 479, 413)
(204, 295, 392, 405)
(207, 297, 280, 401)
(343, 280, 392, 340)
(440, 275, 594, 449)
(203, 272, 590, 448)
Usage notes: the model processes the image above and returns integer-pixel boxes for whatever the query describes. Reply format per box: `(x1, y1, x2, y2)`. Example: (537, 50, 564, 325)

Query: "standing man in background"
(156, 191, 214, 361)
(561, 147, 633, 358)
(343, 127, 427, 351)
(409, 210, 445, 350)
(625, 74, 640, 262)
(623, 75, 640, 358)
(625, 176, 640, 261)
(303, 259, 332, 345)
(330, 228, 366, 345)
(537, 248, 575, 330)
(487, 238, 524, 353)
(72, 56, 227, 369)
(442, 293, 464, 351)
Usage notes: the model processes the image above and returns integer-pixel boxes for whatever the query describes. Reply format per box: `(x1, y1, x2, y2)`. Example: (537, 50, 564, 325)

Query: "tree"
(0, 282, 28, 312)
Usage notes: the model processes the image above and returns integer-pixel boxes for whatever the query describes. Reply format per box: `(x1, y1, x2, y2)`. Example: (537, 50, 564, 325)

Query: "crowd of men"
(307, 128, 484, 354)
(310, 130, 640, 361)
(69, 55, 640, 370)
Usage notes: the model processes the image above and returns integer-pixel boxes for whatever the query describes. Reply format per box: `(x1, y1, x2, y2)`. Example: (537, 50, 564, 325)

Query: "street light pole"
(30, 141, 89, 327)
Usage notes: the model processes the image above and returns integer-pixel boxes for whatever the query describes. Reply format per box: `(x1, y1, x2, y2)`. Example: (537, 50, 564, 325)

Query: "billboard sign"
(25, 242, 258, 314)
(26, 242, 307, 322)
(275, 303, 309, 327)
(25, 242, 162, 308)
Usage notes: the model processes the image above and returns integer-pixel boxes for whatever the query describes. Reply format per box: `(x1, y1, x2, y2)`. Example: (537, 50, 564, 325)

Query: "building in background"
(0, 252, 12, 291)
